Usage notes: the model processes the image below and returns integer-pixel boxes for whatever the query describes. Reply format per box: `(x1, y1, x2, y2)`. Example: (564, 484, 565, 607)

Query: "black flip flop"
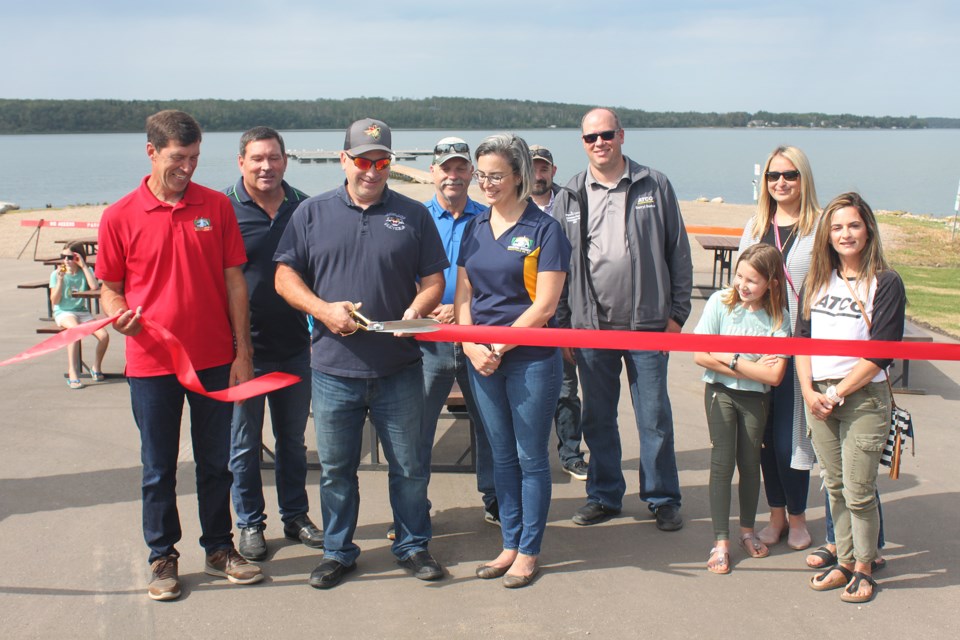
(840, 571, 879, 603)
(809, 565, 853, 591)
(806, 546, 838, 569)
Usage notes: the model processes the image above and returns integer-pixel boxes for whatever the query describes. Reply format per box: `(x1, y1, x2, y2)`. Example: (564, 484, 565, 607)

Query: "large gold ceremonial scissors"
(341, 308, 440, 336)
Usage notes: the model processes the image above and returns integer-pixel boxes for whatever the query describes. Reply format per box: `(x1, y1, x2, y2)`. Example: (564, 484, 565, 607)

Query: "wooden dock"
(389, 164, 432, 184)
(287, 149, 433, 164)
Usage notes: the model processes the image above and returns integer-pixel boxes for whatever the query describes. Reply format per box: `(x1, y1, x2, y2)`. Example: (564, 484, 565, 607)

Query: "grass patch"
(894, 266, 960, 337)
(879, 211, 960, 337)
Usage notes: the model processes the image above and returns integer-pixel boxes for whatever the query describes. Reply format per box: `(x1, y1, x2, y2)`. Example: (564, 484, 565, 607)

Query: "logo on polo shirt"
(384, 213, 406, 231)
(194, 217, 213, 231)
(508, 235, 534, 254)
(635, 195, 655, 210)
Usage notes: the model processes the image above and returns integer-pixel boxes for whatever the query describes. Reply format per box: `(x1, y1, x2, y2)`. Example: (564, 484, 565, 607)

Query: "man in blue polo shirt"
(275, 118, 448, 589)
(420, 137, 498, 526)
(223, 126, 323, 562)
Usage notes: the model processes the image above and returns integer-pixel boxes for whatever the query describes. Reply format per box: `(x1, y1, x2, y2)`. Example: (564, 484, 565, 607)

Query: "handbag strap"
(840, 272, 900, 407)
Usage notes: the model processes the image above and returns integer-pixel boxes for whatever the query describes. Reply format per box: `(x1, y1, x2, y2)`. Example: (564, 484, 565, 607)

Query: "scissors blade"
(369, 319, 440, 333)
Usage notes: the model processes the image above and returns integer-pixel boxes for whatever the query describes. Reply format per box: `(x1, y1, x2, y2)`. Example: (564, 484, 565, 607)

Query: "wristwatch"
(825, 385, 845, 406)
(729, 354, 740, 371)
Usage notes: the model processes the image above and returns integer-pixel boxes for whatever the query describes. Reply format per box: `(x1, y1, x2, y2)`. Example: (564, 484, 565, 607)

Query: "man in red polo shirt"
(97, 110, 263, 601)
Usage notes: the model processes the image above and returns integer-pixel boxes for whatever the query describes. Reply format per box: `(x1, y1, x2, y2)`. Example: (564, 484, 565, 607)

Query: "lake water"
(2, 128, 959, 217)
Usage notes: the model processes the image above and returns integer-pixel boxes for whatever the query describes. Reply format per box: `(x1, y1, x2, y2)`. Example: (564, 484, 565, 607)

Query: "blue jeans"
(230, 350, 312, 528)
(468, 351, 561, 556)
(129, 364, 234, 563)
(420, 341, 496, 509)
(825, 489, 885, 549)
(311, 362, 431, 566)
(554, 357, 584, 465)
(760, 359, 810, 514)
(576, 348, 681, 511)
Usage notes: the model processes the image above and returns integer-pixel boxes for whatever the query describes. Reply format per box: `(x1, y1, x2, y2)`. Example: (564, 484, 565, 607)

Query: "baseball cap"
(529, 145, 554, 165)
(433, 136, 471, 165)
(344, 118, 392, 155)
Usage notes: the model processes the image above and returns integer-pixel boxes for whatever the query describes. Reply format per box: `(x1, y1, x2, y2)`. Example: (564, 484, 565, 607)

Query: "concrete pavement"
(1, 254, 958, 639)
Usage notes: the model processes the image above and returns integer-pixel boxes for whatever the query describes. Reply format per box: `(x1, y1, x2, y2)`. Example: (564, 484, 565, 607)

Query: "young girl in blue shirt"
(694, 243, 789, 574)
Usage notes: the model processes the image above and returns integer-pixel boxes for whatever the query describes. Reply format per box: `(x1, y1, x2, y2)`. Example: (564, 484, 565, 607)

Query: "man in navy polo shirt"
(223, 126, 323, 562)
(275, 118, 448, 589)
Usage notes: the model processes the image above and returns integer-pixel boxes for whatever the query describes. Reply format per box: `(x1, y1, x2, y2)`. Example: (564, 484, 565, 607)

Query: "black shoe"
(655, 504, 683, 531)
(284, 514, 324, 549)
(308, 558, 356, 589)
(562, 459, 589, 481)
(398, 550, 444, 581)
(572, 501, 620, 526)
(238, 524, 267, 561)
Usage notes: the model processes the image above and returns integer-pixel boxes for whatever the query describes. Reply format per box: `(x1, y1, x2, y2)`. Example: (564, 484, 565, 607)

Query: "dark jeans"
(129, 364, 234, 563)
(229, 350, 312, 528)
(554, 357, 584, 466)
(576, 348, 681, 511)
(760, 359, 810, 514)
(420, 341, 496, 509)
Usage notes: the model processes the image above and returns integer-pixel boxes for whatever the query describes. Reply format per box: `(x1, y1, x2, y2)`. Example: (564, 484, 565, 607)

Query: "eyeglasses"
(765, 170, 801, 182)
(346, 154, 391, 171)
(434, 142, 469, 156)
(582, 129, 618, 144)
(474, 172, 513, 185)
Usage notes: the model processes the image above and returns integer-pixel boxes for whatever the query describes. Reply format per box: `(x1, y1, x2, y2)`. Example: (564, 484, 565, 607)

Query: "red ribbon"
(416, 324, 960, 361)
(0, 315, 300, 401)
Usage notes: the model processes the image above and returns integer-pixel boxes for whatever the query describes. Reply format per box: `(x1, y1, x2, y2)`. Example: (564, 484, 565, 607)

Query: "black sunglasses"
(582, 129, 618, 144)
(434, 142, 469, 156)
(765, 170, 801, 182)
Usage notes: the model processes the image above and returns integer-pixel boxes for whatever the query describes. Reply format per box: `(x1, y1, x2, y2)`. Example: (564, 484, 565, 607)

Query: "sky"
(4, 0, 959, 117)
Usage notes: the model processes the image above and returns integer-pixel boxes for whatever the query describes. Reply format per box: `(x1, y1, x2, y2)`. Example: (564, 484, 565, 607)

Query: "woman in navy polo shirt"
(454, 133, 571, 588)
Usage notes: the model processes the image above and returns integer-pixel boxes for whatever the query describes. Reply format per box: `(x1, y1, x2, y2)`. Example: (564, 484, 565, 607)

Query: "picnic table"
(696, 235, 740, 289)
(72, 287, 102, 315)
(55, 236, 99, 258)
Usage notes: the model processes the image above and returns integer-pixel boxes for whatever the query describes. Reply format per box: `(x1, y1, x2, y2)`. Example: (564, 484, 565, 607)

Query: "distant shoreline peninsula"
(2, 98, 957, 134)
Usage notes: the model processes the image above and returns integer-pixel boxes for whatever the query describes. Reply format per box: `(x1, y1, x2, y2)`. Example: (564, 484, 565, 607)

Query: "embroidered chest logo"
(194, 217, 213, 231)
(384, 213, 406, 231)
(564, 207, 580, 224)
(635, 195, 655, 210)
(508, 235, 534, 254)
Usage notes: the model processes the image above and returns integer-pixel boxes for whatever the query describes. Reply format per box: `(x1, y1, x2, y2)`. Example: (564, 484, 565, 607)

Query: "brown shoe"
(148, 555, 181, 601)
(205, 548, 264, 585)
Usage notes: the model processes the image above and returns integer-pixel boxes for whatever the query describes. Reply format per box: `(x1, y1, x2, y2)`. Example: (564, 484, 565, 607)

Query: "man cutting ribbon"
(274, 118, 449, 589)
(97, 110, 262, 601)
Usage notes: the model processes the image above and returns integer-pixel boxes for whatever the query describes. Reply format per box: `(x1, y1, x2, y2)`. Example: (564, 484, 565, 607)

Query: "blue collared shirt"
(424, 195, 486, 305)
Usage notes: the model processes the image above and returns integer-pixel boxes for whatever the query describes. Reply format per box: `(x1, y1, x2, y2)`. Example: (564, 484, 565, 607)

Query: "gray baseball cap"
(530, 145, 554, 165)
(344, 118, 392, 155)
(433, 136, 471, 165)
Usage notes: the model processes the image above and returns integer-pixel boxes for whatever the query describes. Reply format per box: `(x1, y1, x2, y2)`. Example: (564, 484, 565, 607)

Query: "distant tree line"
(0, 97, 945, 134)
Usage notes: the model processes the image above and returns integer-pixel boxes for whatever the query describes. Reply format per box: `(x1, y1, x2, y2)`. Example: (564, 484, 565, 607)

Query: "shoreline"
(0, 187, 757, 261)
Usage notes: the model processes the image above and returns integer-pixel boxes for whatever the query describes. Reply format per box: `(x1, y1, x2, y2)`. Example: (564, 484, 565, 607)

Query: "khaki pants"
(807, 380, 890, 565)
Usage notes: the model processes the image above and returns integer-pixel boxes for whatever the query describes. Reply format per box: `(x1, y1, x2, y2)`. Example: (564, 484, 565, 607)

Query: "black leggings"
(760, 359, 810, 514)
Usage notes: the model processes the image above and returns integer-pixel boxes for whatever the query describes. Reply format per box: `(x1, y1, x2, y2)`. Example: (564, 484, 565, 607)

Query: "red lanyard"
(773, 222, 799, 301)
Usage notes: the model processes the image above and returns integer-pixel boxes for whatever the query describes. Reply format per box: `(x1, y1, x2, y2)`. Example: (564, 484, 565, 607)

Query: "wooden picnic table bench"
(696, 235, 740, 289)
(18, 280, 54, 320)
